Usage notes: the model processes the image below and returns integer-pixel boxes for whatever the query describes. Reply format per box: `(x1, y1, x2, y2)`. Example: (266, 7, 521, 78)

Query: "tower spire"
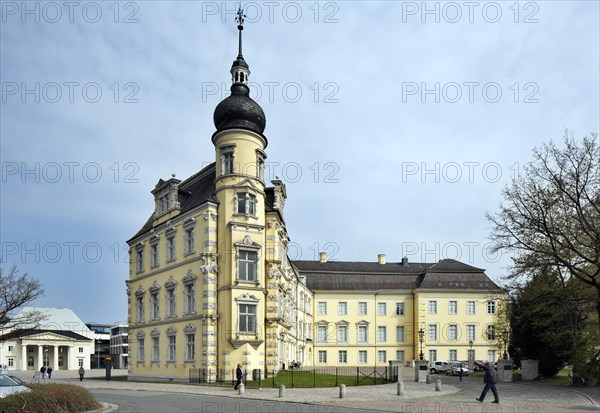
(230, 7, 250, 85)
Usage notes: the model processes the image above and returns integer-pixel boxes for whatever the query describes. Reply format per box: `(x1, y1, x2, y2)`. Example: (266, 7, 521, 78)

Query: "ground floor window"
(358, 350, 367, 364)
(318, 350, 327, 363)
(8, 358, 14, 367)
(78, 359, 84, 367)
(378, 350, 387, 363)
(396, 350, 405, 362)
(428, 350, 437, 361)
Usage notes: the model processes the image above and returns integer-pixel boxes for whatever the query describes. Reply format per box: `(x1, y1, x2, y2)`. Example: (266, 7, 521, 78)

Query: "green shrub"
(1, 383, 101, 413)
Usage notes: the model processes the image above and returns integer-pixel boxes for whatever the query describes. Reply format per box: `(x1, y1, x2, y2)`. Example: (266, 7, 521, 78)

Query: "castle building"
(125, 13, 503, 381)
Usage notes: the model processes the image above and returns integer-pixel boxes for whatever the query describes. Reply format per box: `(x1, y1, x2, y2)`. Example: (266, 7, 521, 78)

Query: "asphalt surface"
(9, 368, 600, 413)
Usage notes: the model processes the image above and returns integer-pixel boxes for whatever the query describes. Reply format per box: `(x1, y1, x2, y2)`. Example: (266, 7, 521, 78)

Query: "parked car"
(447, 361, 469, 376)
(8, 376, 25, 385)
(429, 361, 449, 374)
(0, 374, 31, 398)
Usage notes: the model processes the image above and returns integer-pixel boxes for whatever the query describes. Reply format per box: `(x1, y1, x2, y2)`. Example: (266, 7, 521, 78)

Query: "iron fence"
(189, 366, 398, 388)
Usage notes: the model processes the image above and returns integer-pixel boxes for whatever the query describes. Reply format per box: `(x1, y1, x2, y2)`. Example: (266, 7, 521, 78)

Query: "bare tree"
(0, 265, 45, 339)
(487, 130, 600, 335)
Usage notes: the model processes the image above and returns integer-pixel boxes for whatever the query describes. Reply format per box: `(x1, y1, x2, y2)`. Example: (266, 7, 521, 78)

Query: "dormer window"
(236, 192, 256, 215)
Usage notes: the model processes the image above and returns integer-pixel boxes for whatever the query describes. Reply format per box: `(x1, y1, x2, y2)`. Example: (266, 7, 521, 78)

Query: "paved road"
(8, 369, 599, 413)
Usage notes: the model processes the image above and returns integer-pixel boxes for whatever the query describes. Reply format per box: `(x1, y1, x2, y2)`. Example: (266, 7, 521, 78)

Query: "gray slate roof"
(293, 259, 502, 292)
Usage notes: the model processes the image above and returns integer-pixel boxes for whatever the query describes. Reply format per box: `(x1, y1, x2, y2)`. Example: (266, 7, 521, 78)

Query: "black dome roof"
(213, 83, 266, 135)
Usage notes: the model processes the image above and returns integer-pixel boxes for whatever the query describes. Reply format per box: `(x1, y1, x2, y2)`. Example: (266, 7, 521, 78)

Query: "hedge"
(1, 383, 102, 413)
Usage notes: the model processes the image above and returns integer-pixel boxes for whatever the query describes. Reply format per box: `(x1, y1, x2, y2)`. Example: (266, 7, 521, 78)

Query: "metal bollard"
(238, 383, 245, 395)
(397, 381, 405, 396)
(339, 384, 346, 398)
(426, 374, 431, 384)
(278, 384, 285, 398)
(435, 378, 442, 391)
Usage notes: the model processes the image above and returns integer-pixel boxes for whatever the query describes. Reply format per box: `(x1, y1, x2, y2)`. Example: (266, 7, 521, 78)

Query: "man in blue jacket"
(234, 364, 244, 390)
(476, 362, 499, 403)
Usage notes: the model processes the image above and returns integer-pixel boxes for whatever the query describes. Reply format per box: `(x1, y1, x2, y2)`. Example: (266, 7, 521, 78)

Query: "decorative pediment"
(149, 281, 161, 292)
(182, 269, 197, 284)
(183, 324, 197, 333)
(356, 319, 370, 325)
(166, 326, 177, 336)
(150, 328, 160, 337)
(229, 339, 264, 349)
(337, 320, 350, 326)
(235, 294, 260, 303)
(235, 235, 261, 250)
(164, 275, 177, 289)
(135, 286, 146, 297)
(136, 331, 145, 339)
(165, 220, 176, 235)
(183, 217, 196, 229)
(233, 178, 261, 192)
(135, 241, 144, 251)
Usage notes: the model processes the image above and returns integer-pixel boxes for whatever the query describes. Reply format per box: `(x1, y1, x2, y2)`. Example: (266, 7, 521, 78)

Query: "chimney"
(319, 252, 327, 263)
(377, 254, 386, 264)
(401, 257, 409, 267)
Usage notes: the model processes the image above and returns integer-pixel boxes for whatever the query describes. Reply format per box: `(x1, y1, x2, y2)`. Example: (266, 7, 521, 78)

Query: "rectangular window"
(136, 250, 144, 272)
(396, 350, 405, 362)
(167, 237, 175, 262)
(79, 347, 83, 353)
(449, 350, 457, 361)
(167, 288, 176, 317)
(448, 325, 458, 341)
(428, 300, 437, 314)
(317, 325, 328, 343)
(377, 302, 386, 316)
(150, 244, 159, 267)
(184, 228, 195, 254)
(377, 326, 387, 342)
(378, 350, 387, 363)
(78, 359, 84, 367)
(428, 324, 437, 341)
(396, 302, 405, 316)
(429, 349, 437, 362)
(237, 192, 257, 215)
(185, 284, 195, 314)
(317, 302, 327, 316)
(487, 301, 496, 314)
(358, 302, 367, 315)
(487, 325, 496, 340)
(8, 345, 14, 352)
(467, 325, 475, 341)
(487, 350, 496, 363)
(358, 350, 368, 364)
(338, 350, 348, 364)
(238, 304, 257, 333)
(449, 301, 457, 314)
(168, 336, 176, 361)
(185, 334, 195, 361)
(318, 350, 327, 363)
(138, 338, 145, 362)
(150, 292, 159, 320)
(222, 151, 234, 174)
(338, 302, 347, 315)
(357, 325, 368, 343)
(396, 325, 405, 342)
(136, 297, 144, 322)
(467, 301, 475, 315)
(151, 337, 159, 362)
(468, 349, 475, 361)
(337, 325, 348, 343)
(238, 250, 258, 282)
(8, 358, 14, 367)
(160, 195, 169, 213)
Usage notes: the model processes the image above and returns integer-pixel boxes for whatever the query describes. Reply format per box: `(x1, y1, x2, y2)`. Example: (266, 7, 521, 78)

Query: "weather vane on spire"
(236, 7, 246, 30)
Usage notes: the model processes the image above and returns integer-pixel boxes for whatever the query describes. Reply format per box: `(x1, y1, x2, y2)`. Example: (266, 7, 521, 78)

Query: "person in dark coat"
(47, 366, 53, 379)
(234, 364, 243, 390)
(40, 365, 46, 379)
(79, 366, 85, 381)
(476, 362, 499, 403)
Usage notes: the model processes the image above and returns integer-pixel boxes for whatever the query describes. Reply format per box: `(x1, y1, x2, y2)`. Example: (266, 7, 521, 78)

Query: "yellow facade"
(125, 21, 505, 382)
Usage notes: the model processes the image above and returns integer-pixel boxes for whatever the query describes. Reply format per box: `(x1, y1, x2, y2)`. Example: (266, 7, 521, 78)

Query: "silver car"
(0, 374, 31, 398)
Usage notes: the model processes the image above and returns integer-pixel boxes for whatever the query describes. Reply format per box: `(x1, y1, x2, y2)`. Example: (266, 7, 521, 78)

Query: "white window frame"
(357, 324, 368, 343)
(167, 335, 176, 362)
(317, 302, 327, 316)
(396, 325, 405, 342)
(136, 250, 144, 273)
(396, 302, 405, 316)
(237, 250, 258, 282)
(467, 300, 475, 315)
(449, 349, 457, 361)
(378, 350, 387, 363)
(428, 300, 437, 315)
(150, 244, 159, 268)
(136, 295, 145, 322)
(318, 350, 327, 363)
(428, 349, 437, 362)
(166, 288, 176, 317)
(184, 228, 195, 255)
(238, 303, 257, 334)
(151, 337, 160, 362)
(338, 350, 348, 364)
(185, 333, 195, 361)
(138, 338, 145, 362)
(337, 324, 348, 343)
(448, 324, 458, 341)
(377, 326, 387, 343)
(338, 302, 347, 316)
(449, 301, 457, 314)
(467, 325, 475, 341)
(358, 350, 368, 364)
(377, 302, 386, 316)
(150, 292, 160, 320)
(166, 236, 176, 262)
(221, 147, 235, 175)
(358, 302, 367, 315)
(236, 192, 257, 216)
(428, 324, 438, 341)
(184, 283, 195, 314)
(486, 324, 496, 341)
(317, 325, 328, 343)
(487, 301, 496, 314)
(396, 350, 405, 362)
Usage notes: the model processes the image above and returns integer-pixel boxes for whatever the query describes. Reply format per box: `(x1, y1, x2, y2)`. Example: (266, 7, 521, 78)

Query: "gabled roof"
(293, 259, 502, 292)
(130, 163, 218, 241)
(0, 329, 92, 341)
(13, 307, 92, 332)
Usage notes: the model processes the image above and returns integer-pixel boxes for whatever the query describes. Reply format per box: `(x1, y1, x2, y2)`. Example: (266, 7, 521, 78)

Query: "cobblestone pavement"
(9, 369, 599, 413)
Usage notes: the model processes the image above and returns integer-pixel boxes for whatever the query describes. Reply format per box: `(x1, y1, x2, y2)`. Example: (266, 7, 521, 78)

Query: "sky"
(1, 1, 599, 324)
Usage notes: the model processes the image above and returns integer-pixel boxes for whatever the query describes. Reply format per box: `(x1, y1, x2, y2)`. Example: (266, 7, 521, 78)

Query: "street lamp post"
(469, 340, 473, 359)
(502, 330, 509, 360)
(418, 328, 425, 361)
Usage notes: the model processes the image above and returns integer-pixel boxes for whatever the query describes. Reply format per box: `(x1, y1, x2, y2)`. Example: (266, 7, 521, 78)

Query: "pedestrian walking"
(476, 362, 499, 403)
(47, 366, 53, 379)
(234, 364, 243, 390)
(79, 366, 85, 381)
(40, 365, 46, 379)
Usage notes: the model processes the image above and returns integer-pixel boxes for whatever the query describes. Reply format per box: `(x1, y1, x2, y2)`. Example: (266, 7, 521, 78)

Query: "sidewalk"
(9, 369, 599, 413)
